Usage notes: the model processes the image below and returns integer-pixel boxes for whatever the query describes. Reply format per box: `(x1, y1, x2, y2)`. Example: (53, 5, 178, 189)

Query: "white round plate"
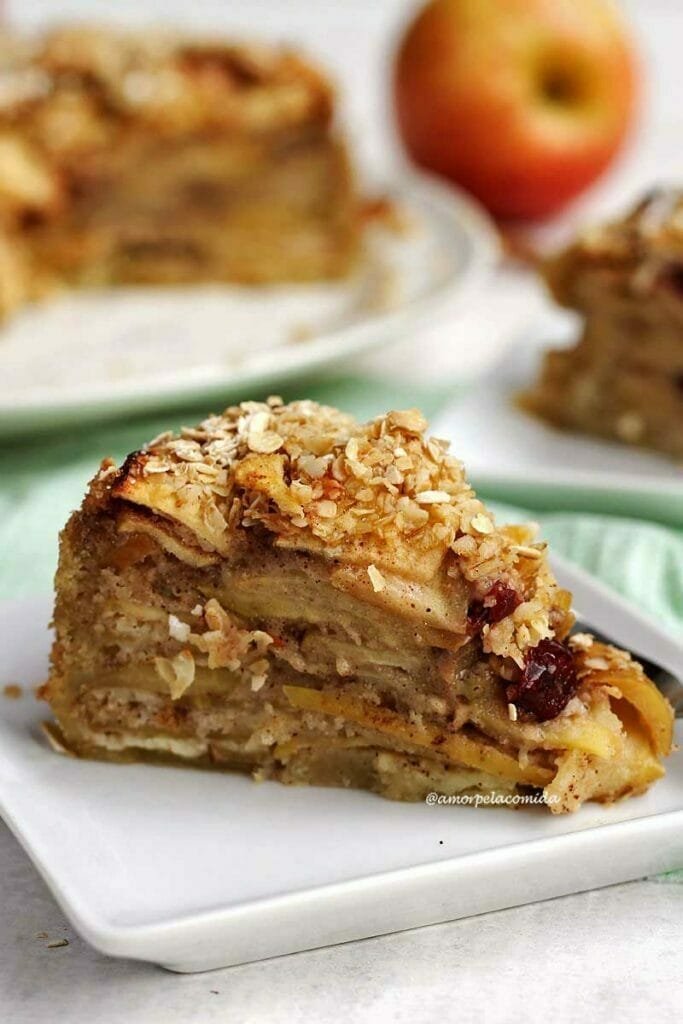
(0, 170, 498, 436)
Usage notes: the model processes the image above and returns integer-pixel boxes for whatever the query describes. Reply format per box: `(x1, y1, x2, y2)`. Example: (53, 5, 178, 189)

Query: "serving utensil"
(551, 552, 683, 716)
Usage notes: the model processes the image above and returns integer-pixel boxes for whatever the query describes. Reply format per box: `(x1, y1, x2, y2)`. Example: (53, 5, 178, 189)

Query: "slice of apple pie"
(0, 25, 359, 320)
(43, 399, 674, 813)
(522, 188, 683, 458)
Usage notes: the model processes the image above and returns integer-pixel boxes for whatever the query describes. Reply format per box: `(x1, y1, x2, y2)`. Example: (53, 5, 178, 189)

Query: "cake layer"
(521, 338, 683, 457)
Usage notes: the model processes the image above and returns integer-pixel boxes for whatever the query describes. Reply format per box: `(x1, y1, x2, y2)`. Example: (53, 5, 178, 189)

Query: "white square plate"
(1, 595, 681, 973)
(432, 343, 683, 527)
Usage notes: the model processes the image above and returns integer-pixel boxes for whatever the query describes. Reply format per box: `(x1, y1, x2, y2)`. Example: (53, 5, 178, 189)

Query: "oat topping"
(0, 26, 332, 136)
(568, 632, 594, 651)
(470, 513, 494, 535)
(110, 399, 571, 667)
(583, 656, 611, 672)
(168, 613, 191, 643)
(578, 188, 683, 258)
(574, 641, 637, 680)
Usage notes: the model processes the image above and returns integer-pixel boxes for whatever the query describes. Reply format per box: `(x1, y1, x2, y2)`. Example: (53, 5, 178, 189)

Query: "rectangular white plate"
(0, 595, 681, 973)
(431, 342, 683, 527)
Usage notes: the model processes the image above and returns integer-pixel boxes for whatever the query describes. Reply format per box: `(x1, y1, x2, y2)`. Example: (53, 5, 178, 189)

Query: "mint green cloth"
(1, 373, 680, 879)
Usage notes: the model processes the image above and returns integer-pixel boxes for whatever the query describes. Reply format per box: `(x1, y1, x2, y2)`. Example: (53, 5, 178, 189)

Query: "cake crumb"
(46, 938, 69, 949)
(615, 412, 644, 443)
(3, 683, 22, 699)
(168, 614, 191, 643)
(40, 721, 75, 756)
(367, 564, 386, 592)
(288, 322, 314, 344)
(584, 656, 611, 671)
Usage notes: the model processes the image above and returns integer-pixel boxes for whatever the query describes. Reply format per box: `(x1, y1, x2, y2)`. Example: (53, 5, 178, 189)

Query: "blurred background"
(14, 0, 682, 214)
(6, 0, 683, 392)
(2, 0, 683, 615)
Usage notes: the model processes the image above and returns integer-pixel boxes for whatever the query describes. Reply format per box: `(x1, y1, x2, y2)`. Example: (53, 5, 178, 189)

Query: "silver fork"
(550, 552, 683, 717)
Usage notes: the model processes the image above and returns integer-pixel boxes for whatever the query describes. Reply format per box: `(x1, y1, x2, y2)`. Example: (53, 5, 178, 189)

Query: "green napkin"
(1, 373, 680, 879)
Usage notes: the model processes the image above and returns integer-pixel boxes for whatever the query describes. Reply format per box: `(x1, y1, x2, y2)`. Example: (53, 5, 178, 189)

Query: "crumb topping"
(0, 26, 332, 143)
(578, 188, 683, 259)
(565, 188, 683, 296)
(570, 636, 638, 678)
(154, 649, 195, 700)
(107, 398, 571, 667)
(154, 599, 274, 701)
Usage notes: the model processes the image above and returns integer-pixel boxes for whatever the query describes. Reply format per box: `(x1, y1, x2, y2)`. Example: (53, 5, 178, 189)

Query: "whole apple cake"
(0, 25, 359, 320)
(42, 398, 673, 814)
(522, 189, 683, 458)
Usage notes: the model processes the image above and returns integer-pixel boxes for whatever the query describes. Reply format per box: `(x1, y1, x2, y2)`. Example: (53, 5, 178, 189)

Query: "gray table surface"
(2, 820, 681, 1024)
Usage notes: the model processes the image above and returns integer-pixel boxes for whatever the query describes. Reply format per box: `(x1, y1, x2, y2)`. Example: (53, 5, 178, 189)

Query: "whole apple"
(394, 0, 638, 219)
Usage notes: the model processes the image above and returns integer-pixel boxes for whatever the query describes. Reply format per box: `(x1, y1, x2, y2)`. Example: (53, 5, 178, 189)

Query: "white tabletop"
(2, 2, 683, 1019)
(2, 819, 681, 1023)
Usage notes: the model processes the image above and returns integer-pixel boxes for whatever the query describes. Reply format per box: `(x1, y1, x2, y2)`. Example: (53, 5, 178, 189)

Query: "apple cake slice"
(0, 24, 359, 320)
(42, 399, 673, 813)
(522, 188, 683, 458)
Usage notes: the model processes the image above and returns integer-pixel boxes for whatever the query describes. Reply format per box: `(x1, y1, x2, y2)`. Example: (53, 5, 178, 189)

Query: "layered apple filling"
(43, 400, 673, 813)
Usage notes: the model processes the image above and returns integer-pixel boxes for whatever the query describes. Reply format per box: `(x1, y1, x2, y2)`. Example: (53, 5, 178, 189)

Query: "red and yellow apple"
(394, 0, 639, 219)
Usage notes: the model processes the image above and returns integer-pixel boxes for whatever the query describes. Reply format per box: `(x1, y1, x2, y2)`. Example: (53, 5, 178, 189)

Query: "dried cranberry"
(467, 581, 521, 633)
(506, 639, 578, 722)
(660, 263, 683, 298)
